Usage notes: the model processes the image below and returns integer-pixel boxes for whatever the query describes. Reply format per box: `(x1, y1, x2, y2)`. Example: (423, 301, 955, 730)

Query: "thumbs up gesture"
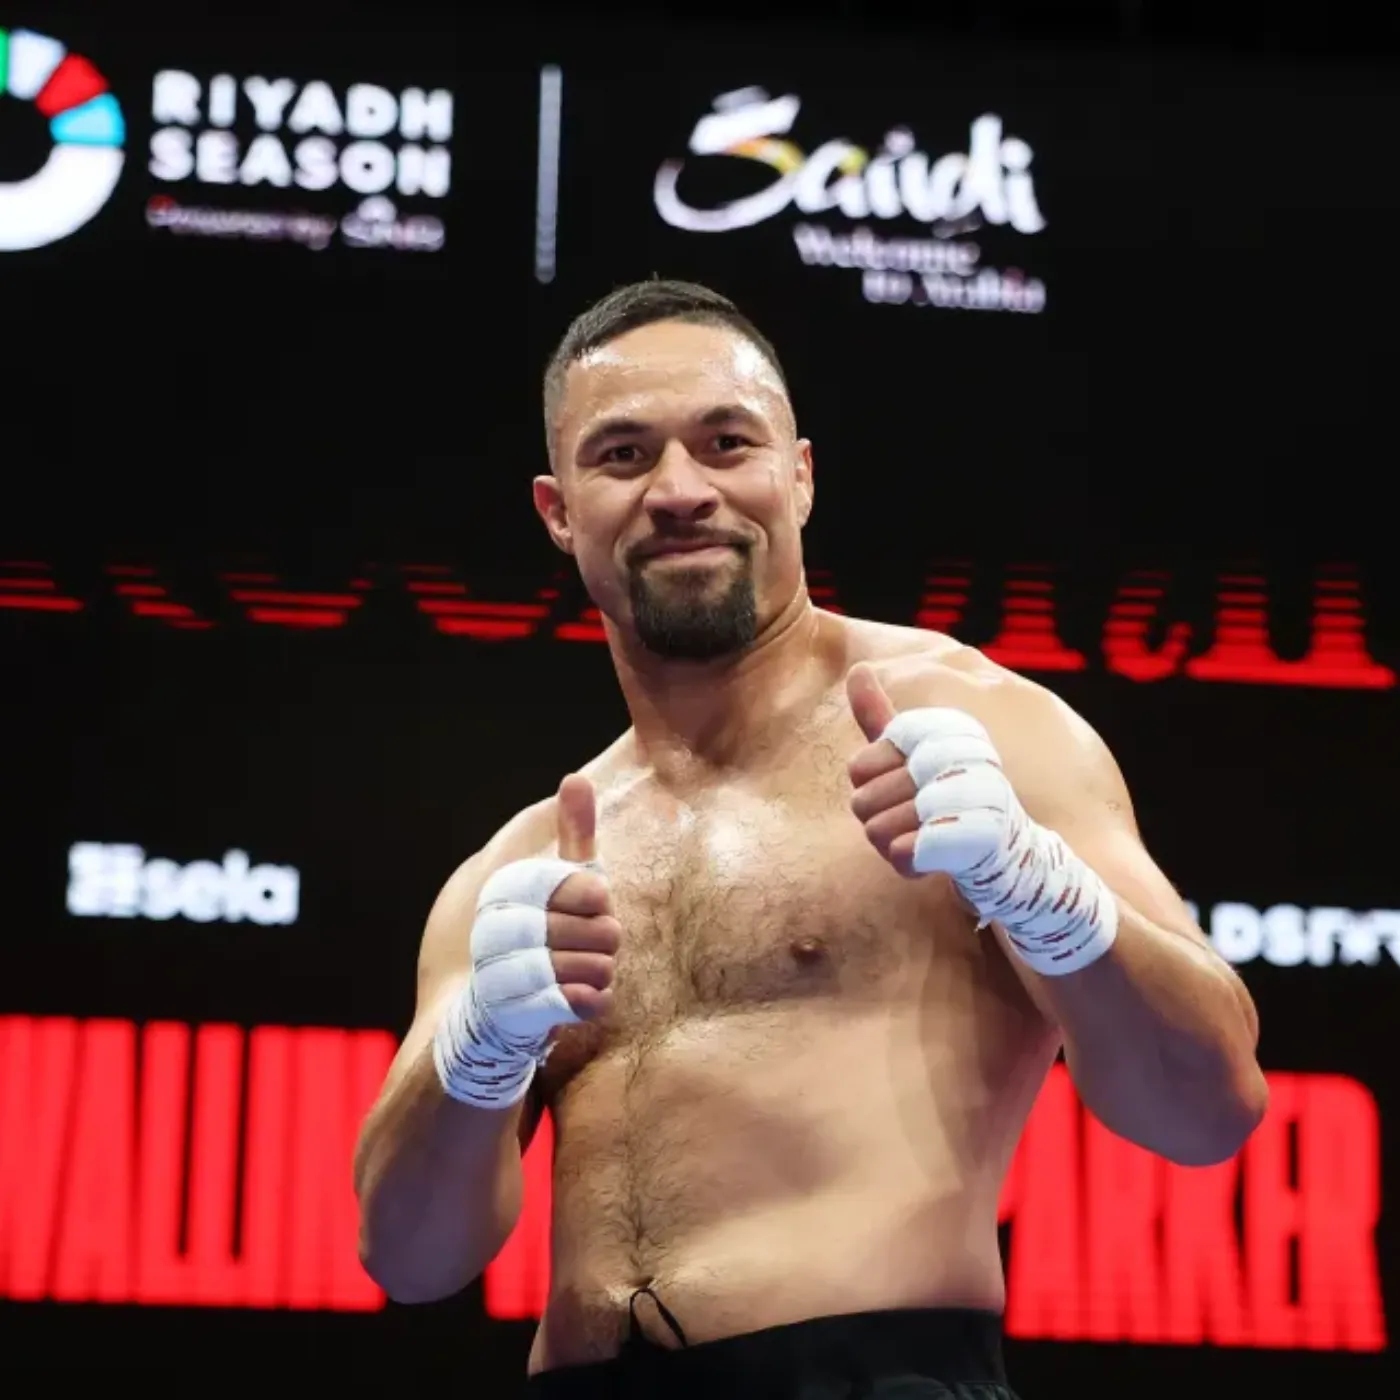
(545, 775, 622, 1021)
(846, 663, 1015, 882)
(435, 777, 621, 1108)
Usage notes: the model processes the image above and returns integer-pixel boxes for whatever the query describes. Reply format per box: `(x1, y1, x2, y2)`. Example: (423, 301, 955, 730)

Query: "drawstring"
(627, 1283, 689, 1348)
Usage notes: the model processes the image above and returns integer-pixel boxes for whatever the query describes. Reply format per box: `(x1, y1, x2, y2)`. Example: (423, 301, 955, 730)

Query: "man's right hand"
(543, 773, 620, 1023)
(434, 774, 621, 1107)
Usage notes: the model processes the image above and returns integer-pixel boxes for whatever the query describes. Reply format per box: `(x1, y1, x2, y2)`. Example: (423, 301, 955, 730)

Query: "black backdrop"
(10, 9, 1400, 565)
(1, 5, 1396, 1391)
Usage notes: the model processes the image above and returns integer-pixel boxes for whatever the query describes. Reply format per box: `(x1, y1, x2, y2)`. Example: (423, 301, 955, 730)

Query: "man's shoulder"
(838, 615, 1102, 782)
(836, 613, 1070, 746)
(838, 614, 1021, 703)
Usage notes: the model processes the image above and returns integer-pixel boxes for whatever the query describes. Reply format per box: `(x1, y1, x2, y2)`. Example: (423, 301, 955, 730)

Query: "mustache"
(628, 533, 752, 564)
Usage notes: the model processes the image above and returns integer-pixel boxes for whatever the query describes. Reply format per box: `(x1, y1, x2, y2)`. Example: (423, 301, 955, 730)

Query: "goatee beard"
(628, 551, 758, 661)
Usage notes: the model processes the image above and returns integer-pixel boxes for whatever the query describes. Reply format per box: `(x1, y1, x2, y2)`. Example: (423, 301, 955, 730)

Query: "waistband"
(526, 1307, 1007, 1397)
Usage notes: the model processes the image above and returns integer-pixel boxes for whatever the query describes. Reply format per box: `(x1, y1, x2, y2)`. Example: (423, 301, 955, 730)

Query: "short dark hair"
(543, 278, 789, 461)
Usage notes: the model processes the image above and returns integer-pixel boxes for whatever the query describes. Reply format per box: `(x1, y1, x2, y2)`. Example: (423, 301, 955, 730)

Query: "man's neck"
(611, 592, 832, 782)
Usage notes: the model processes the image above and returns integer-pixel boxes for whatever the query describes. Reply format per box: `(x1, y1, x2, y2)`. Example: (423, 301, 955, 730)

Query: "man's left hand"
(845, 662, 1017, 885)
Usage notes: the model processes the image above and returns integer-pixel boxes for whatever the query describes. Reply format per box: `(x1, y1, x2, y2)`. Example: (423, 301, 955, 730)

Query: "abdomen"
(535, 998, 1047, 1368)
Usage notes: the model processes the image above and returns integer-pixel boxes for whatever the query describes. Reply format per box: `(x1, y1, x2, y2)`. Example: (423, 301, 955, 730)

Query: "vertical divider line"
(535, 65, 563, 284)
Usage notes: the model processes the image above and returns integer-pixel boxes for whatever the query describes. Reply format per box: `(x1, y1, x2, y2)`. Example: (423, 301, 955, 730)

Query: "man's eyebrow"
(576, 417, 649, 458)
(696, 403, 767, 429)
(575, 404, 772, 459)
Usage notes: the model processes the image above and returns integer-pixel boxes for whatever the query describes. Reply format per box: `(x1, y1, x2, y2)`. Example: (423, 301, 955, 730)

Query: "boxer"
(355, 279, 1266, 1398)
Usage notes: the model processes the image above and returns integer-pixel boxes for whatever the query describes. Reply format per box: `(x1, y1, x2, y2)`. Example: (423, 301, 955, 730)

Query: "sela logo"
(0, 28, 126, 252)
(654, 87, 1047, 314)
(146, 68, 453, 253)
(67, 843, 300, 926)
(1188, 901, 1400, 968)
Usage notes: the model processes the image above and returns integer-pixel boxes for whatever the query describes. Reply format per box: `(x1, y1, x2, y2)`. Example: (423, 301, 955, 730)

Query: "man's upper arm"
(903, 654, 1253, 1036)
(991, 678, 1204, 945)
(880, 650, 1202, 944)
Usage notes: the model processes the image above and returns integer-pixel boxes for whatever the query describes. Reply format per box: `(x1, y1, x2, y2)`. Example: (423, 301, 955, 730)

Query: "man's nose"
(643, 441, 720, 517)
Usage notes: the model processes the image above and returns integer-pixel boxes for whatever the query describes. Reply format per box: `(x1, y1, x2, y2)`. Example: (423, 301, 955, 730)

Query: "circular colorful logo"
(0, 28, 125, 252)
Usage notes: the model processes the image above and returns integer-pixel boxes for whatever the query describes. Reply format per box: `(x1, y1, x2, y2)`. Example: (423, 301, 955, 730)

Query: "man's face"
(536, 320, 813, 662)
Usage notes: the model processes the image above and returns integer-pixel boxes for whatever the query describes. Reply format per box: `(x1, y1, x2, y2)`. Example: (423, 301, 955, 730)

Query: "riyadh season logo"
(0, 28, 125, 252)
(655, 87, 1048, 314)
(145, 68, 453, 252)
(67, 843, 301, 926)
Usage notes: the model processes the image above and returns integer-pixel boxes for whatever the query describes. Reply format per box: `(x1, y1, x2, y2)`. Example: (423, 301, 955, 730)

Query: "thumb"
(846, 663, 898, 743)
(555, 774, 597, 864)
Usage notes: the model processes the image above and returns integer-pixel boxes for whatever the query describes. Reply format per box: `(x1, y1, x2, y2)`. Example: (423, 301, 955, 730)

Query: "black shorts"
(524, 1306, 1019, 1399)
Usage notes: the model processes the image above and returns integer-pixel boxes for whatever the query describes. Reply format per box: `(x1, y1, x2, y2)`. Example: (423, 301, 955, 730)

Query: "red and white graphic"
(0, 1016, 392, 1309)
(0, 1018, 1386, 1349)
(3, 561, 1388, 693)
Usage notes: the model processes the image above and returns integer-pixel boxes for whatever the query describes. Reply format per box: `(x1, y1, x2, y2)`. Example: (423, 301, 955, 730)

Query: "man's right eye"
(601, 444, 643, 464)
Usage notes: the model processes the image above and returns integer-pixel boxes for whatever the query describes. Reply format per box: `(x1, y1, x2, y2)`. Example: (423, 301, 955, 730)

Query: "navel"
(789, 935, 827, 964)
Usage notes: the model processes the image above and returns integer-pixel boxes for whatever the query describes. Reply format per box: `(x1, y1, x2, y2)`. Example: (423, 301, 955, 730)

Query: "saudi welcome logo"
(0, 27, 125, 251)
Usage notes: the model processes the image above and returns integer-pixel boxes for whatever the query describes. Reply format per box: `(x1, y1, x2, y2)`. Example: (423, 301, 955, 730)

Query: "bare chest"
(621, 800, 901, 1009)
(537, 771, 944, 1096)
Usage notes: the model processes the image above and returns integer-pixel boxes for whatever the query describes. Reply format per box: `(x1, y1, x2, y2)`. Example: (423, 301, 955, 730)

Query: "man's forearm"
(354, 1038, 527, 1303)
(998, 899, 1268, 1166)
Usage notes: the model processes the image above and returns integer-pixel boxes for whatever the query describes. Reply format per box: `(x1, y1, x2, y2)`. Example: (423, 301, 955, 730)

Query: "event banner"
(3, 13, 1396, 1390)
(537, 35, 1400, 337)
(0, 16, 535, 271)
(525, 34, 1400, 564)
(4, 17, 1395, 563)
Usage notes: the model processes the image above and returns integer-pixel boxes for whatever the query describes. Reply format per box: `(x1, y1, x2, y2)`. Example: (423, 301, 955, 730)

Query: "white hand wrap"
(432, 857, 589, 1109)
(882, 708, 1118, 976)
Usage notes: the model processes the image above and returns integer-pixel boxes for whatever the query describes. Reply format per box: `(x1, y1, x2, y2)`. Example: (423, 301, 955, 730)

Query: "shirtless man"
(353, 279, 1267, 1398)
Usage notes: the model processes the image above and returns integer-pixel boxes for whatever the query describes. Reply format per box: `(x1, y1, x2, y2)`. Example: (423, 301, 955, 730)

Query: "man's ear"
(532, 474, 574, 554)
(794, 439, 815, 528)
